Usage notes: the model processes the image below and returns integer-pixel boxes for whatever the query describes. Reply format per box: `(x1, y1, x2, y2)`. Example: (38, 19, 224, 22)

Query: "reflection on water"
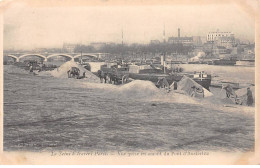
(4, 65, 254, 152)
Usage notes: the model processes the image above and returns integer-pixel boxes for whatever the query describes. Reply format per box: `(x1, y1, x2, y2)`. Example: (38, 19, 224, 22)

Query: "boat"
(128, 63, 211, 90)
(129, 70, 211, 90)
(188, 71, 212, 90)
(211, 81, 240, 90)
(235, 59, 255, 67)
(208, 58, 237, 66)
(188, 61, 201, 64)
(188, 60, 208, 64)
(98, 61, 212, 90)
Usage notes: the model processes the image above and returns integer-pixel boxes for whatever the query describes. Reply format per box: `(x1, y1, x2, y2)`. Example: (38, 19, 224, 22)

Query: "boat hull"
(193, 78, 211, 90)
(129, 73, 211, 90)
(212, 59, 236, 66)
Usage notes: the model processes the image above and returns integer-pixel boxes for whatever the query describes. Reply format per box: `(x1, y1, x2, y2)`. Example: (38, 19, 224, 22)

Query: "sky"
(4, 1, 255, 50)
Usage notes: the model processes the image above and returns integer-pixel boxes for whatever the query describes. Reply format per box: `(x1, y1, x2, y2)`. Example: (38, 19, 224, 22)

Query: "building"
(206, 30, 234, 42)
(215, 36, 236, 49)
(168, 28, 193, 46)
(168, 36, 193, 46)
(63, 43, 77, 53)
(206, 30, 237, 51)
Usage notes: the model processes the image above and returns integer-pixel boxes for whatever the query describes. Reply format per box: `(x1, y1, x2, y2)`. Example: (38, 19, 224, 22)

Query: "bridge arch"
(74, 54, 98, 59)
(47, 54, 74, 61)
(19, 54, 47, 61)
(6, 55, 19, 61)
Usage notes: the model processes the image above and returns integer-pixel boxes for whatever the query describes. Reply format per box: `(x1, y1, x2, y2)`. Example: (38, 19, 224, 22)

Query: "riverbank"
(4, 65, 254, 152)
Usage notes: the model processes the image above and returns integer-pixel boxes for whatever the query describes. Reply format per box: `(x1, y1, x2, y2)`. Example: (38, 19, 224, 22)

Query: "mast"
(121, 28, 124, 61)
(163, 24, 166, 73)
(80, 39, 82, 64)
(144, 31, 146, 63)
(81, 50, 82, 64)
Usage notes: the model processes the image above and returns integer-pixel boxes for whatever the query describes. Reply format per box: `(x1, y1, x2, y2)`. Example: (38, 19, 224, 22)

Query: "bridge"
(4, 53, 110, 62)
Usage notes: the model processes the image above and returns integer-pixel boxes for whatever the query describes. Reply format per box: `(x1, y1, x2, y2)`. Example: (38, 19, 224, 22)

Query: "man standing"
(247, 87, 253, 106)
(29, 63, 33, 72)
(174, 81, 178, 90)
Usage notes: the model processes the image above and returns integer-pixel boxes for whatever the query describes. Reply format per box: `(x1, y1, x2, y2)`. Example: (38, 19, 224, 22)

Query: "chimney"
(178, 28, 180, 38)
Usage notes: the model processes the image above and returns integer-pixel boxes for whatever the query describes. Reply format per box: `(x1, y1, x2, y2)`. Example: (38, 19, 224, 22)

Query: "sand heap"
(177, 76, 213, 98)
(50, 61, 100, 83)
(117, 80, 160, 98)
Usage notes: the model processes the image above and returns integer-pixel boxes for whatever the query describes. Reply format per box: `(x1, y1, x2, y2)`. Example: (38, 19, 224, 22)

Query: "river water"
(167, 64, 255, 85)
(4, 64, 254, 152)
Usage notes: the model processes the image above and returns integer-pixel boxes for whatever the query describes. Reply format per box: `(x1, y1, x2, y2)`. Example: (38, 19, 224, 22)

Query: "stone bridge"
(4, 53, 110, 62)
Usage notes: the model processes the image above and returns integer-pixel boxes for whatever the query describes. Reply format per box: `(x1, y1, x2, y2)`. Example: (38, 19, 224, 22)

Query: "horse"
(107, 73, 119, 84)
(67, 67, 80, 78)
(97, 70, 108, 83)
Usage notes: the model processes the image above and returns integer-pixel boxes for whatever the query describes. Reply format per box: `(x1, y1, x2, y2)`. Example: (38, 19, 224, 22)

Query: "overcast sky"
(4, 2, 255, 50)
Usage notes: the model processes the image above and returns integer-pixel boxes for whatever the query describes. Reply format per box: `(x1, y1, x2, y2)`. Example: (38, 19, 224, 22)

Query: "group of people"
(156, 77, 178, 93)
(222, 84, 254, 106)
(172, 65, 183, 73)
(157, 77, 253, 106)
(67, 67, 86, 79)
(28, 61, 46, 73)
(156, 77, 205, 98)
(156, 77, 170, 92)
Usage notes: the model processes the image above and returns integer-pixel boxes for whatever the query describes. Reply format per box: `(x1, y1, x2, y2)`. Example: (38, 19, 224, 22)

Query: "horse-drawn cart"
(97, 64, 130, 84)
